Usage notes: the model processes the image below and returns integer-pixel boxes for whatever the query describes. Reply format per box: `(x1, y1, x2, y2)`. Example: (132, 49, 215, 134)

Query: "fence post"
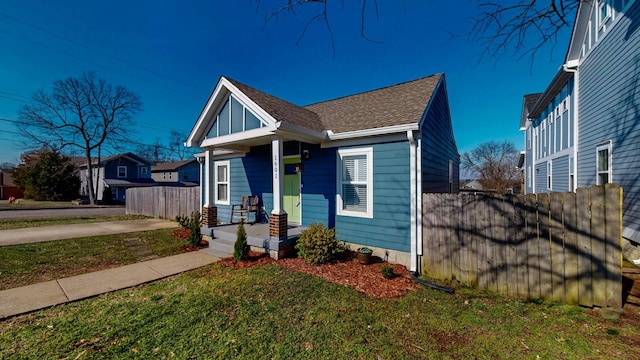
(550, 192, 565, 302)
(563, 191, 579, 305)
(605, 183, 622, 308)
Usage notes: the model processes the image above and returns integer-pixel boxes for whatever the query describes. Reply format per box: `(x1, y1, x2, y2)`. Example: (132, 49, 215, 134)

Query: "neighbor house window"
(117, 166, 127, 178)
(183, 172, 188, 180)
(598, 0, 610, 29)
(337, 147, 373, 218)
(596, 142, 612, 185)
(215, 161, 230, 205)
(140, 167, 148, 175)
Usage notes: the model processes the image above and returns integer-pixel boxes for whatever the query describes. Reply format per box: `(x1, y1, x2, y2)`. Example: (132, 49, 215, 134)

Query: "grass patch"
(1, 264, 638, 359)
(0, 215, 150, 230)
(0, 229, 185, 290)
(0, 200, 83, 209)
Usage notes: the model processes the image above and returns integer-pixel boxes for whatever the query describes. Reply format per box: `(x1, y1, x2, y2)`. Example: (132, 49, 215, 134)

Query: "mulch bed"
(170, 228, 209, 252)
(219, 251, 417, 298)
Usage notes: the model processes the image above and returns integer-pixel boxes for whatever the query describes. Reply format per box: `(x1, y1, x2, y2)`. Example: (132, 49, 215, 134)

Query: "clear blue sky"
(0, 0, 571, 166)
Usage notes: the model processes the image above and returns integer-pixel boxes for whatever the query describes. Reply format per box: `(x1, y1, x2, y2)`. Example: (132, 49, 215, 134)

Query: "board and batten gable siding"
(335, 141, 411, 252)
(419, 76, 459, 193)
(576, 0, 640, 239)
(300, 144, 336, 227)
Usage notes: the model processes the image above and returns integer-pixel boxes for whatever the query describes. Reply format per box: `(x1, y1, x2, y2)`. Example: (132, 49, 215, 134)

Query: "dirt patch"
(220, 251, 417, 298)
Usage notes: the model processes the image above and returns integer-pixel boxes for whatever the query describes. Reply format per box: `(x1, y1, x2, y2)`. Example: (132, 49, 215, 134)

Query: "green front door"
(283, 158, 301, 224)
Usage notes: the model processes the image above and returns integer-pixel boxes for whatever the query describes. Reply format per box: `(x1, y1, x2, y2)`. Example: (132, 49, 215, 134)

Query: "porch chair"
(230, 195, 259, 224)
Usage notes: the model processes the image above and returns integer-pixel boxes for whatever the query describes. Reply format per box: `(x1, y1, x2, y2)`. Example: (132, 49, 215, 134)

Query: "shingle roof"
(225, 73, 442, 135)
(151, 159, 196, 172)
(524, 93, 542, 113)
(305, 74, 442, 134)
(226, 78, 325, 133)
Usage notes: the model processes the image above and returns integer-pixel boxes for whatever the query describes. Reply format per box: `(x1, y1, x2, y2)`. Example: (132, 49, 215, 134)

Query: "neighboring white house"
(151, 159, 200, 186)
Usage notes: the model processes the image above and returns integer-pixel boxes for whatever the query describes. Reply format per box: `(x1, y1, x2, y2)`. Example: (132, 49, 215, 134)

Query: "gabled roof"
(305, 73, 442, 134)
(520, 93, 542, 129)
(151, 159, 197, 172)
(226, 78, 324, 133)
(188, 73, 446, 147)
(79, 152, 150, 168)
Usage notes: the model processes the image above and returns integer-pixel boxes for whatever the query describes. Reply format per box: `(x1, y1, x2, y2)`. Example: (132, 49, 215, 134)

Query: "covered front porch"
(201, 222, 305, 259)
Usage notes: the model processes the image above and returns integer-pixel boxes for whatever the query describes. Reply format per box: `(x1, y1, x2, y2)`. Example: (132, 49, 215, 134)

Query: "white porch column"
(271, 137, 285, 215)
(204, 149, 213, 207)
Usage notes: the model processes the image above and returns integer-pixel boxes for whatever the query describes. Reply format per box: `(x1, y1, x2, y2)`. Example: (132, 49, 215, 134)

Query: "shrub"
(381, 264, 394, 279)
(295, 223, 345, 265)
(187, 211, 201, 247)
(233, 219, 249, 261)
(175, 214, 190, 228)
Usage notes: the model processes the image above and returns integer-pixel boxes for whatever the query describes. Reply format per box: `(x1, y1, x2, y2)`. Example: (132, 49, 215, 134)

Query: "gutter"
(407, 130, 418, 273)
(563, 62, 579, 193)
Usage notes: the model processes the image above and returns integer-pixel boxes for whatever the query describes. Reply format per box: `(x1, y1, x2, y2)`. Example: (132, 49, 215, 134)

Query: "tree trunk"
(85, 148, 96, 205)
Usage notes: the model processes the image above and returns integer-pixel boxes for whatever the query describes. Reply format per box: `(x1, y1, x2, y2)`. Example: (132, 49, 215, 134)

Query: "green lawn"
(0, 214, 150, 230)
(1, 264, 638, 359)
(0, 228, 186, 290)
(0, 199, 86, 209)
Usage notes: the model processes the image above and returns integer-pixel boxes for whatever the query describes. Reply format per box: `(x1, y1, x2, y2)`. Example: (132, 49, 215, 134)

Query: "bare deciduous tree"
(17, 72, 142, 204)
(257, 0, 581, 60)
(169, 130, 199, 161)
(461, 140, 520, 193)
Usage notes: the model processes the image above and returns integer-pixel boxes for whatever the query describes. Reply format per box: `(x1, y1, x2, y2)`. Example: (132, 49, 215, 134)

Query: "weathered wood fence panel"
(126, 186, 200, 220)
(422, 184, 623, 308)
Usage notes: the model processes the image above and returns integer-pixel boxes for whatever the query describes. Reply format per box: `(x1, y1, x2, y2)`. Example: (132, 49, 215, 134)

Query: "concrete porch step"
(200, 247, 232, 258)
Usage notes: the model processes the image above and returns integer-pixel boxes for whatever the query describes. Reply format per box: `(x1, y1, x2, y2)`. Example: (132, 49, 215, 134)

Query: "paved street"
(0, 206, 126, 219)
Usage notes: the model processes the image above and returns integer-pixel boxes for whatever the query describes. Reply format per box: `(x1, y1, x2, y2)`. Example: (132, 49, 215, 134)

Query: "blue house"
(186, 73, 459, 271)
(79, 152, 155, 203)
(151, 159, 200, 186)
(520, 0, 640, 258)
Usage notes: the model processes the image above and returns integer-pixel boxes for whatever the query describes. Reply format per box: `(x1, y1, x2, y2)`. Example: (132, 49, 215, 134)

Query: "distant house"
(520, 1, 640, 253)
(151, 159, 199, 186)
(461, 179, 484, 191)
(185, 73, 459, 270)
(0, 170, 23, 200)
(78, 152, 155, 202)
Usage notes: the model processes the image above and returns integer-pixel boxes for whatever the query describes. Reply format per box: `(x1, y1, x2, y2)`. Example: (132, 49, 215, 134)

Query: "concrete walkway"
(0, 251, 219, 319)
(0, 219, 221, 319)
(0, 219, 178, 246)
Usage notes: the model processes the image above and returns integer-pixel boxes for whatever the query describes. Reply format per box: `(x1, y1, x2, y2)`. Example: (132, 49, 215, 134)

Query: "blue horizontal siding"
(551, 156, 569, 192)
(335, 141, 411, 252)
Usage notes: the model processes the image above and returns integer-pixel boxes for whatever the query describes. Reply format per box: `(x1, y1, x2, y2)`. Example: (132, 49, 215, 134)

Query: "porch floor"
(200, 222, 304, 259)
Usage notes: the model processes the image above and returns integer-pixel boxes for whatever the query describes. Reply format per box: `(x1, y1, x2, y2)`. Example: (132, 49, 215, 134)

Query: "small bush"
(176, 214, 190, 228)
(187, 211, 201, 247)
(295, 223, 345, 265)
(233, 219, 249, 261)
(381, 264, 394, 279)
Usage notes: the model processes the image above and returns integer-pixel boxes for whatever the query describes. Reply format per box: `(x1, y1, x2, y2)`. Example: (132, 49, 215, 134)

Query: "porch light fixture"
(295, 163, 304, 173)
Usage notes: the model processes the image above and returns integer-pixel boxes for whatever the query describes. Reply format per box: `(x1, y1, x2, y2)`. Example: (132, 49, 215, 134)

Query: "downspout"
(563, 63, 579, 191)
(407, 130, 418, 273)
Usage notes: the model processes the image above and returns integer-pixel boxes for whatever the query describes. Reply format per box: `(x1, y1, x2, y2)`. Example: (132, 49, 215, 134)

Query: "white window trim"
(336, 147, 373, 218)
(215, 160, 230, 205)
(598, 0, 611, 31)
(569, 156, 575, 192)
(117, 166, 127, 178)
(140, 167, 148, 175)
(596, 142, 612, 185)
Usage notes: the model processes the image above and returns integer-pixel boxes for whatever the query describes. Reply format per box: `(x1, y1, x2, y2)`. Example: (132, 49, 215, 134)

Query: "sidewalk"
(0, 251, 220, 319)
(0, 219, 178, 246)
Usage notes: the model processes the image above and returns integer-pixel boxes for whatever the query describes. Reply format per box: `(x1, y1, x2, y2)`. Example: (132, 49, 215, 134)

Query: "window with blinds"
(337, 148, 373, 218)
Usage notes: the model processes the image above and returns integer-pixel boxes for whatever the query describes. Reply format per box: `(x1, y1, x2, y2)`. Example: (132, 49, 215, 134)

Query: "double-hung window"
(215, 161, 230, 205)
(337, 148, 373, 218)
(596, 142, 612, 185)
(117, 166, 127, 178)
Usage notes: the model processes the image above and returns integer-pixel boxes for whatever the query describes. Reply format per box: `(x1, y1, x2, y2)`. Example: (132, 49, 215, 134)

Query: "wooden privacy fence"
(126, 186, 200, 220)
(423, 184, 622, 308)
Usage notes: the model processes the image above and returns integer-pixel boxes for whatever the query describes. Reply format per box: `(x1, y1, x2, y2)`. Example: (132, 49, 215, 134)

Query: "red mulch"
(170, 228, 209, 252)
(219, 251, 417, 298)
